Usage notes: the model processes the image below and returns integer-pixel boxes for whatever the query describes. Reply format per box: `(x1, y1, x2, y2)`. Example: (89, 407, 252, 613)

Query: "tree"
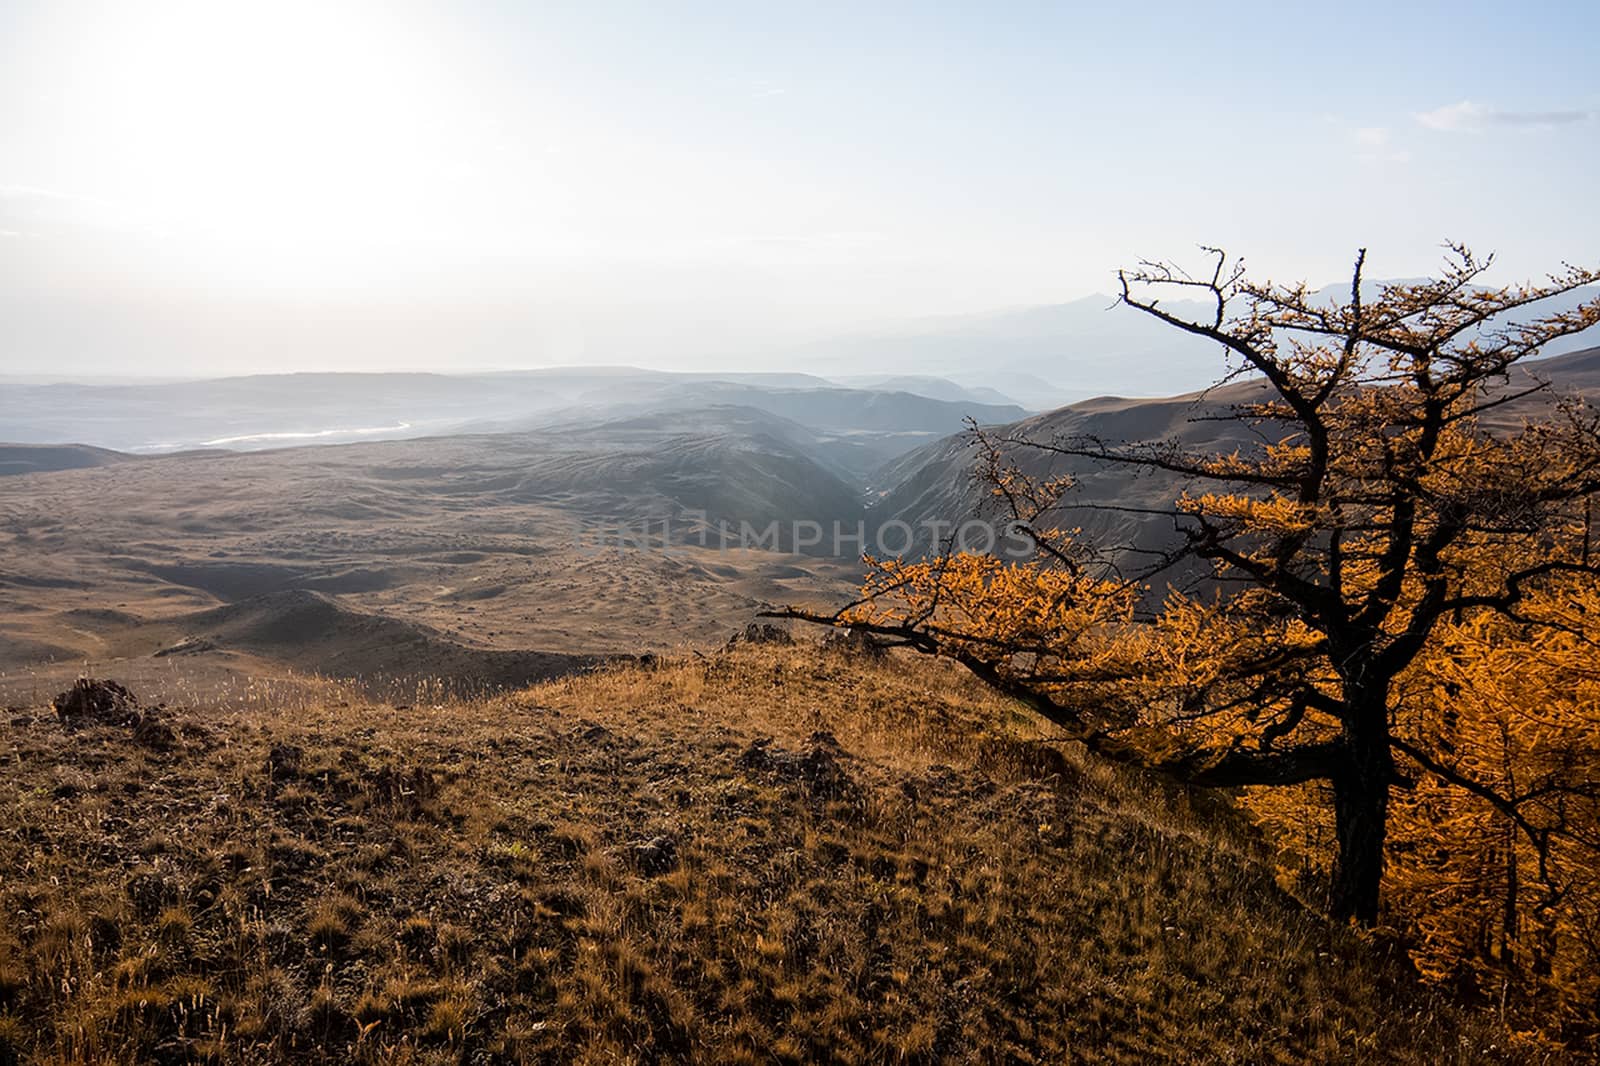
(1390, 588, 1600, 1026)
(774, 245, 1600, 927)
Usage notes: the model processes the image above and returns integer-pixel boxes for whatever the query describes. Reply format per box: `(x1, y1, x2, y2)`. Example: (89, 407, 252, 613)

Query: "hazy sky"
(2, 0, 1597, 376)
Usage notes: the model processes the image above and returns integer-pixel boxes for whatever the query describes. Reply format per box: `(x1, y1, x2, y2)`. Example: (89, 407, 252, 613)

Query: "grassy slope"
(0, 645, 1517, 1064)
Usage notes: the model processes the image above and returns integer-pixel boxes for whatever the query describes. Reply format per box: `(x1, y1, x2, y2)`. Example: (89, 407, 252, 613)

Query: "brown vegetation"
(0, 423, 863, 703)
(0, 644, 1511, 1064)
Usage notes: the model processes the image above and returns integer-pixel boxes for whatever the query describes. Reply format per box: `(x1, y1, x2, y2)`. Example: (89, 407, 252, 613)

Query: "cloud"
(1345, 125, 1410, 163)
(1415, 100, 1595, 132)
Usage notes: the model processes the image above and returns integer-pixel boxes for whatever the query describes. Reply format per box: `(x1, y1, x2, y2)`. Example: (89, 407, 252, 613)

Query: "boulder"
(738, 730, 856, 802)
(725, 621, 794, 649)
(821, 627, 888, 659)
(52, 678, 141, 730)
(633, 835, 680, 876)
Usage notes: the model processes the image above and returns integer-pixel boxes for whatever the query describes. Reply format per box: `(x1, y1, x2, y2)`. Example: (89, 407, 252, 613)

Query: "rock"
(573, 722, 615, 745)
(132, 714, 177, 750)
(738, 732, 856, 802)
(153, 636, 216, 658)
(51, 678, 176, 747)
(725, 621, 793, 649)
(52, 678, 141, 729)
(266, 742, 305, 778)
(736, 737, 775, 771)
(365, 762, 437, 812)
(821, 627, 888, 659)
(125, 866, 181, 919)
(633, 835, 679, 876)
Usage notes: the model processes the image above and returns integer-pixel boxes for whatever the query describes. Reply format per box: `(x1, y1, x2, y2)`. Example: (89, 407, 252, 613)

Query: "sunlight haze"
(2, 0, 1597, 377)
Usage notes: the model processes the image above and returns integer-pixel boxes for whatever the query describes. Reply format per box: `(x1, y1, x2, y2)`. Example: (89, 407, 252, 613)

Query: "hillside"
(557, 405, 904, 487)
(0, 423, 865, 697)
(0, 369, 1024, 462)
(0, 642, 1508, 1064)
(824, 375, 1022, 408)
(871, 344, 1600, 561)
(647, 384, 1024, 437)
(868, 377, 1272, 562)
(0, 442, 129, 477)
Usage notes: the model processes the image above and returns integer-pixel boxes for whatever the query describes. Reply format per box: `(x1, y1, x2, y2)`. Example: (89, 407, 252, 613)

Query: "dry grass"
(0, 644, 1542, 1063)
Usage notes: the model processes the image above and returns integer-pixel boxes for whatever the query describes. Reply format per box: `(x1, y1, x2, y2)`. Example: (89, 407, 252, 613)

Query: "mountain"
(450, 382, 1026, 483)
(500, 415, 869, 549)
(0, 372, 509, 451)
(870, 343, 1600, 562)
(869, 378, 1270, 563)
(650, 383, 1024, 434)
(0, 369, 1024, 472)
(564, 404, 923, 485)
(798, 283, 1600, 409)
(826, 374, 1023, 408)
(795, 295, 1225, 405)
(0, 442, 129, 476)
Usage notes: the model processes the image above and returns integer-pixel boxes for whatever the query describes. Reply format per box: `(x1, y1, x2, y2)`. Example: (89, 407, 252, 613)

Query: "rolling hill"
(0, 642, 1509, 1064)
(0, 411, 867, 697)
(868, 344, 1600, 563)
(0, 442, 129, 476)
(7, 345, 1599, 703)
(0, 368, 1025, 460)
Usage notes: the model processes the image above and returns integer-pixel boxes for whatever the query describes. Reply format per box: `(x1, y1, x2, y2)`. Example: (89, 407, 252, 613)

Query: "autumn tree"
(774, 245, 1600, 930)
(1389, 585, 1600, 1025)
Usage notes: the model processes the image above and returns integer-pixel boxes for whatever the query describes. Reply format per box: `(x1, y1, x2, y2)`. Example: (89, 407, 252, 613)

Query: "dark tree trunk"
(1330, 772, 1388, 924)
(1330, 696, 1394, 925)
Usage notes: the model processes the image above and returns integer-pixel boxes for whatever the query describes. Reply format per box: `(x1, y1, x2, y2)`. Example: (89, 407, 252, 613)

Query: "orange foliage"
(783, 245, 1600, 1043)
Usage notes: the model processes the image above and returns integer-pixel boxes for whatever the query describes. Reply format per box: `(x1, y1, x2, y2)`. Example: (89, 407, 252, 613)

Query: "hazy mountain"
(0, 372, 506, 452)
(798, 283, 1600, 409)
(0, 442, 129, 476)
(0, 367, 1024, 463)
(497, 415, 869, 548)
(826, 374, 1023, 408)
(648, 383, 1022, 434)
(796, 295, 1223, 406)
(869, 343, 1600, 562)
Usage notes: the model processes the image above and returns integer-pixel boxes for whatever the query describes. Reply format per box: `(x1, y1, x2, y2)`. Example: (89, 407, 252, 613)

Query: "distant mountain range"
(0, 368, 1025, 459)
(8, 279, 1592, 455)
(868, 343, 1600, 561)
(7, 345, 1600, 688)
(825, 375, 1020, 407)
(795, 283, 1600, 407)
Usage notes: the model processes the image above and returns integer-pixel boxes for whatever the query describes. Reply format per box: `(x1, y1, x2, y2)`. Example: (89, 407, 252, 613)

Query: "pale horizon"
(4, 0, 1598, 379)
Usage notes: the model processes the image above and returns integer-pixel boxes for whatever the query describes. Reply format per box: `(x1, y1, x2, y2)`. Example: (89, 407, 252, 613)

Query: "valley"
(7, 347, 1599, 703)
(0, 367, 1028, 702)
(0, 423, 864, 702)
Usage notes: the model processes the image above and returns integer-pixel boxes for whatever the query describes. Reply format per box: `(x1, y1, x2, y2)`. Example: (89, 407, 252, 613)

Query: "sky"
(2, 0, 1597, 377)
